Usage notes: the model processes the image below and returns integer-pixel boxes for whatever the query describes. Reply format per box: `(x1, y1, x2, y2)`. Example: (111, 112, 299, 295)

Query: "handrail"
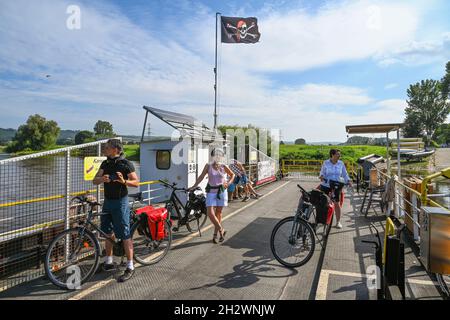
(0, 180, 160, 239)
(420, 167, 450, 205)
(0, 138, 120, 164)
(0, 180, 160, 208)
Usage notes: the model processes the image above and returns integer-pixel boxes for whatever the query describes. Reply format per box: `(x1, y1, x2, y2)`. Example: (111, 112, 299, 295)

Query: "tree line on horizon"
(3, 116, 117, 153)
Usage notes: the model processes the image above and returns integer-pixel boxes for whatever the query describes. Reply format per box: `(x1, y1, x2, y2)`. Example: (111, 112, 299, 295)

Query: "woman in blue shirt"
(319, 149, 352, 229)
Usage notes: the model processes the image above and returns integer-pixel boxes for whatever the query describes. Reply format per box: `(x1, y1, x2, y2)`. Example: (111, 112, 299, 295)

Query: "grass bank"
(280, 144, 387, 163)
(124, 144, 140, 161)
(8, 145, 71, 156)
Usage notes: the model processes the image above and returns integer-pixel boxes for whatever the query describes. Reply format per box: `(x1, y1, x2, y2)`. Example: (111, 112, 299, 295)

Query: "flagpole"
(214, 12, 220, 129)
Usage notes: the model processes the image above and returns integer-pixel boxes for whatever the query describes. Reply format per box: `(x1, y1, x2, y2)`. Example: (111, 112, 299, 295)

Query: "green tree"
(94, 120, 115, 138)
(294, 138, 306, 145)
(433, 123, 450, 145)
(75, 130, 95, 144)
(441, 61, 450, 99)
(403, 112, 423, 138)
(405, 79, 450, 146)
(7, 114, 60, 152)
(217, 124, 275, 158)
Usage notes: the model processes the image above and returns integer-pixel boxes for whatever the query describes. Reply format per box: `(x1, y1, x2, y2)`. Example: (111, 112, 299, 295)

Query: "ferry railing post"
(65, 149, 71, 263)
(97, 142, 101, 204)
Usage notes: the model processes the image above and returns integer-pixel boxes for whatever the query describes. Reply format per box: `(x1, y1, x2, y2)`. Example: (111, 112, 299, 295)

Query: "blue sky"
(0, 0, 449, 142)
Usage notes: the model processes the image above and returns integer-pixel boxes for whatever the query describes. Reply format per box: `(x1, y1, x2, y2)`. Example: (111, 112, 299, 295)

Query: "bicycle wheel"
(45, 227, 100, 290)
(132, 219, 172, 266)
(186, 206, 208, 233)
(270, 216, 316, 268)
(436, 273, 450, 298)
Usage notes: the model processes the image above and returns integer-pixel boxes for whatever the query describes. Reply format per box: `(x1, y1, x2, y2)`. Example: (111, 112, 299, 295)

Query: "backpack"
(135, 206, 168, 241)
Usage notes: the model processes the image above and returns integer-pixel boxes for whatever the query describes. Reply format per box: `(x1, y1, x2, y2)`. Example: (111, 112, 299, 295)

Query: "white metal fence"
(0, 138, 162, 292)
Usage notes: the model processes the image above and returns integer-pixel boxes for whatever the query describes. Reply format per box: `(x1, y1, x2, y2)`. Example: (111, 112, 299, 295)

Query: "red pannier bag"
(135, 206, 168, 240)
(326, 202, 335, 225)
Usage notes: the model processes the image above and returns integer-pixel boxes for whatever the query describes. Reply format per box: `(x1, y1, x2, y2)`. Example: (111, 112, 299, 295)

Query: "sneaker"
(118, 268, 135, 282)
(101, 262, 116, 272)
(336, 222, 343, 229)
(242, 196, 250, 202)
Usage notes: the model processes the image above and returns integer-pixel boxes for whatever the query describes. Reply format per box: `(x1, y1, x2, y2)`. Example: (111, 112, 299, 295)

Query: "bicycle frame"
(72, 209, 119, 257)
(167, 189, 188, 220)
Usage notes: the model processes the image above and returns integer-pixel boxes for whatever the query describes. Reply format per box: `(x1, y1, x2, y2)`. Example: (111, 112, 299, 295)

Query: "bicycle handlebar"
(297, 184, 308, 194)
(159, 180, 197, 192)
(323, 179, 350, 187)
(73, 195, 101, 208)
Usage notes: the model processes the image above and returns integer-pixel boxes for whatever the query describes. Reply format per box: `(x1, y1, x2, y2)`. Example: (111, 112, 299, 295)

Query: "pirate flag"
(221, 16, 260, 44)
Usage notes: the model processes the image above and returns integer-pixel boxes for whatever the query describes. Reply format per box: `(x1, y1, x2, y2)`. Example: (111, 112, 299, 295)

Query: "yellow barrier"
(420, 167, 450, 210)
(281, 159, 356, 178)
(383, 217, 396, 264)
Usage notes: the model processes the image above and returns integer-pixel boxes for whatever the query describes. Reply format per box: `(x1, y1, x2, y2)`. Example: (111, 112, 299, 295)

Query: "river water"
(0, 154, 140, 235)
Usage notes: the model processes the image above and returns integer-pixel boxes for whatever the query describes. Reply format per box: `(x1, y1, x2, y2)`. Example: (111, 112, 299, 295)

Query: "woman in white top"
(319, 149, 353, 229)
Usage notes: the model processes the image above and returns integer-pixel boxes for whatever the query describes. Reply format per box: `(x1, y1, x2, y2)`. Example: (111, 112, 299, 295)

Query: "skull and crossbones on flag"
(221, 16, 261, 44)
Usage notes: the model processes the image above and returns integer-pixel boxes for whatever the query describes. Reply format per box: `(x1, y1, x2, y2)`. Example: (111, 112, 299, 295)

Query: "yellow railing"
(281, 159, 356, 178)
(420, 167, 450, 209)
(383, 217, 396, 264)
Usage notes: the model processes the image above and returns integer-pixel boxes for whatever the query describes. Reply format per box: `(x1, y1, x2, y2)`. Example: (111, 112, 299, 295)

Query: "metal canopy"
(345, 122, 403, 187)
(346, 123, 403, 134)
(141, 106, 220, 142)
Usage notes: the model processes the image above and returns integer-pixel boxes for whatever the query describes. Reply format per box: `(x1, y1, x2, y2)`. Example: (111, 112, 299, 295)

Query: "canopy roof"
(346, 123, 403, 134)
(142, 106, 220, 142)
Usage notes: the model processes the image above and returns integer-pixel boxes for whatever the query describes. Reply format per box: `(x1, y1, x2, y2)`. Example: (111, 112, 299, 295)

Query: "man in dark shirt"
(93, 139, 139, 282)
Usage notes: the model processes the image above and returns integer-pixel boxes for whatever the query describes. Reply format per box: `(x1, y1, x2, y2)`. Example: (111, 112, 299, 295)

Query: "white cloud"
(0, 0, 443, 142)
(217, 0, 420, 72)
(376, 32, 450, 67)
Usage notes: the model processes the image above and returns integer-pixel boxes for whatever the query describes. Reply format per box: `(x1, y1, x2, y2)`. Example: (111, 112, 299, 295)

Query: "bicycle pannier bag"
(309, 189, 332, 225)
(136, 206, 168, 240)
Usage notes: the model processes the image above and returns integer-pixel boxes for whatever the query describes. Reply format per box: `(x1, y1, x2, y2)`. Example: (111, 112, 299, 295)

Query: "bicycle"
(158, 180, 208, 234)
(270, 181, 348, 268)
(44, 193, 171, 290)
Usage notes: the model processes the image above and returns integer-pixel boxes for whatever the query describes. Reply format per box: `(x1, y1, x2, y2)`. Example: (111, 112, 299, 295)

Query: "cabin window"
(156, 150, 171, 170)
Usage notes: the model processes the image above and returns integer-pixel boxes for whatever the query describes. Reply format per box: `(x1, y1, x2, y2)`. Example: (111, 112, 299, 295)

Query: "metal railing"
(362, 166, 450, 242)
(0, 139, 164, 292)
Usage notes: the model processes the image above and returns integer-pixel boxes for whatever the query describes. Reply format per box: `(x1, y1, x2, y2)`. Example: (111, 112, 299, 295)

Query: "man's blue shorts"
(100, 196, 131, 240)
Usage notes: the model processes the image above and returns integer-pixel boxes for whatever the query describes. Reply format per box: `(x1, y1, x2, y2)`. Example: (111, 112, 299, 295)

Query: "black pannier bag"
(188, 191, 206, 212)
(309, 189, 330, 224)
